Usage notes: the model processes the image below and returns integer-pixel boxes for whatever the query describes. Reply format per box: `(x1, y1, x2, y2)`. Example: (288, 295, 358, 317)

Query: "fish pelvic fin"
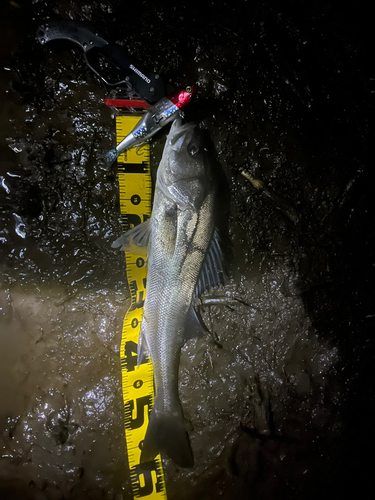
(141, 401, 194, 468)
(112, 219, 151, 249)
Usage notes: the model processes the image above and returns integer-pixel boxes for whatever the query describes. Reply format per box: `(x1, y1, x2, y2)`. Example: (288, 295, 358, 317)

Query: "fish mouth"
(169, 118, 197, 150)
(171, 115, 184, 129)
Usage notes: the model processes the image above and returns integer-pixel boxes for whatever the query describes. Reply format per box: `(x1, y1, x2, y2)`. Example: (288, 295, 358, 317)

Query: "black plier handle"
(36, 20, 166, 104)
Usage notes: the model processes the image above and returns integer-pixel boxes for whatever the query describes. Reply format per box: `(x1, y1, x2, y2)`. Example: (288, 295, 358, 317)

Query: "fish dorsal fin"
(111, 219, 151, 249)
(183, 304, 208, 340)
(195, 229, 224, 297)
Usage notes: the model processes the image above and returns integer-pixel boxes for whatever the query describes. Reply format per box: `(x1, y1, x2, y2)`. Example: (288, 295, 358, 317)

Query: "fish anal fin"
(137, 328, 150, 365)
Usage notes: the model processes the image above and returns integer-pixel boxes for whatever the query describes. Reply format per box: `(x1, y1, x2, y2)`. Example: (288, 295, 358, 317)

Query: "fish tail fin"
(141, 399, 193, 468)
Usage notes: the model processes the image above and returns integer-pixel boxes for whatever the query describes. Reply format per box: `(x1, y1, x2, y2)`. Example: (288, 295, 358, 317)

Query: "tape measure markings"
(116, 112, 167, 499)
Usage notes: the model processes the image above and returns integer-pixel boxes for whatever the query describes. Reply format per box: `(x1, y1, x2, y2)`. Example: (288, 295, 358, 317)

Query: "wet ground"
(1, 1, 374, 499)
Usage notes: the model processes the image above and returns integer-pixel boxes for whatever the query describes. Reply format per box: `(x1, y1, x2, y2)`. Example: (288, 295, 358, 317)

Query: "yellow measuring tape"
(116, 114, 167, 499)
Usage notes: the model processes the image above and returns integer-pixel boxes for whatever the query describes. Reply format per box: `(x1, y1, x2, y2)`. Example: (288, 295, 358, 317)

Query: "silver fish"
(113, 117, 223, 467)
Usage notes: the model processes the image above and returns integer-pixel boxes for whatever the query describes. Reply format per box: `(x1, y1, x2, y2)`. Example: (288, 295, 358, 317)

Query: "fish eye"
(188, 142, 200, 156)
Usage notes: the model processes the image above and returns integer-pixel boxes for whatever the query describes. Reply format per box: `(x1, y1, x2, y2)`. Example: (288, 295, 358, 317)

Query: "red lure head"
(168, 84, 197, 109)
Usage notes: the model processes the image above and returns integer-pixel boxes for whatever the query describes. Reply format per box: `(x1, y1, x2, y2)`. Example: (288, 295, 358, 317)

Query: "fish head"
(157, 117, 212, 210)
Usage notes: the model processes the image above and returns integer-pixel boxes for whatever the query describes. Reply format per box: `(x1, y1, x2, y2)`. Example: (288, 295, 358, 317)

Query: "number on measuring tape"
(130, 460, 165, 497)
(124, 340, 139, 371)
(125, 395, 152, 430)
(116, 112, 167, 499)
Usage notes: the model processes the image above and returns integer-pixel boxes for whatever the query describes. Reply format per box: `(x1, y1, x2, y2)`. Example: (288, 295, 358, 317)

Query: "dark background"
(1, 1, 374, 499)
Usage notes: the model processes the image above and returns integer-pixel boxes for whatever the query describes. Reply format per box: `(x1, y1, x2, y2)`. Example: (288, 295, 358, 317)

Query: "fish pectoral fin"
(195, 228, 224, 296)
(111, 219, 151, 249)
(183, 305, 207, 340)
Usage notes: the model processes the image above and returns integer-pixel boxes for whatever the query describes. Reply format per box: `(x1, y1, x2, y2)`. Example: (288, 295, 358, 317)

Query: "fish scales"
(113, 117, 222, 467)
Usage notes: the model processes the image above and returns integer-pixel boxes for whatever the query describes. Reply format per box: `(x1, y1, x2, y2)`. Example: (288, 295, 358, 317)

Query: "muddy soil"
(1, 1, 374, 499)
